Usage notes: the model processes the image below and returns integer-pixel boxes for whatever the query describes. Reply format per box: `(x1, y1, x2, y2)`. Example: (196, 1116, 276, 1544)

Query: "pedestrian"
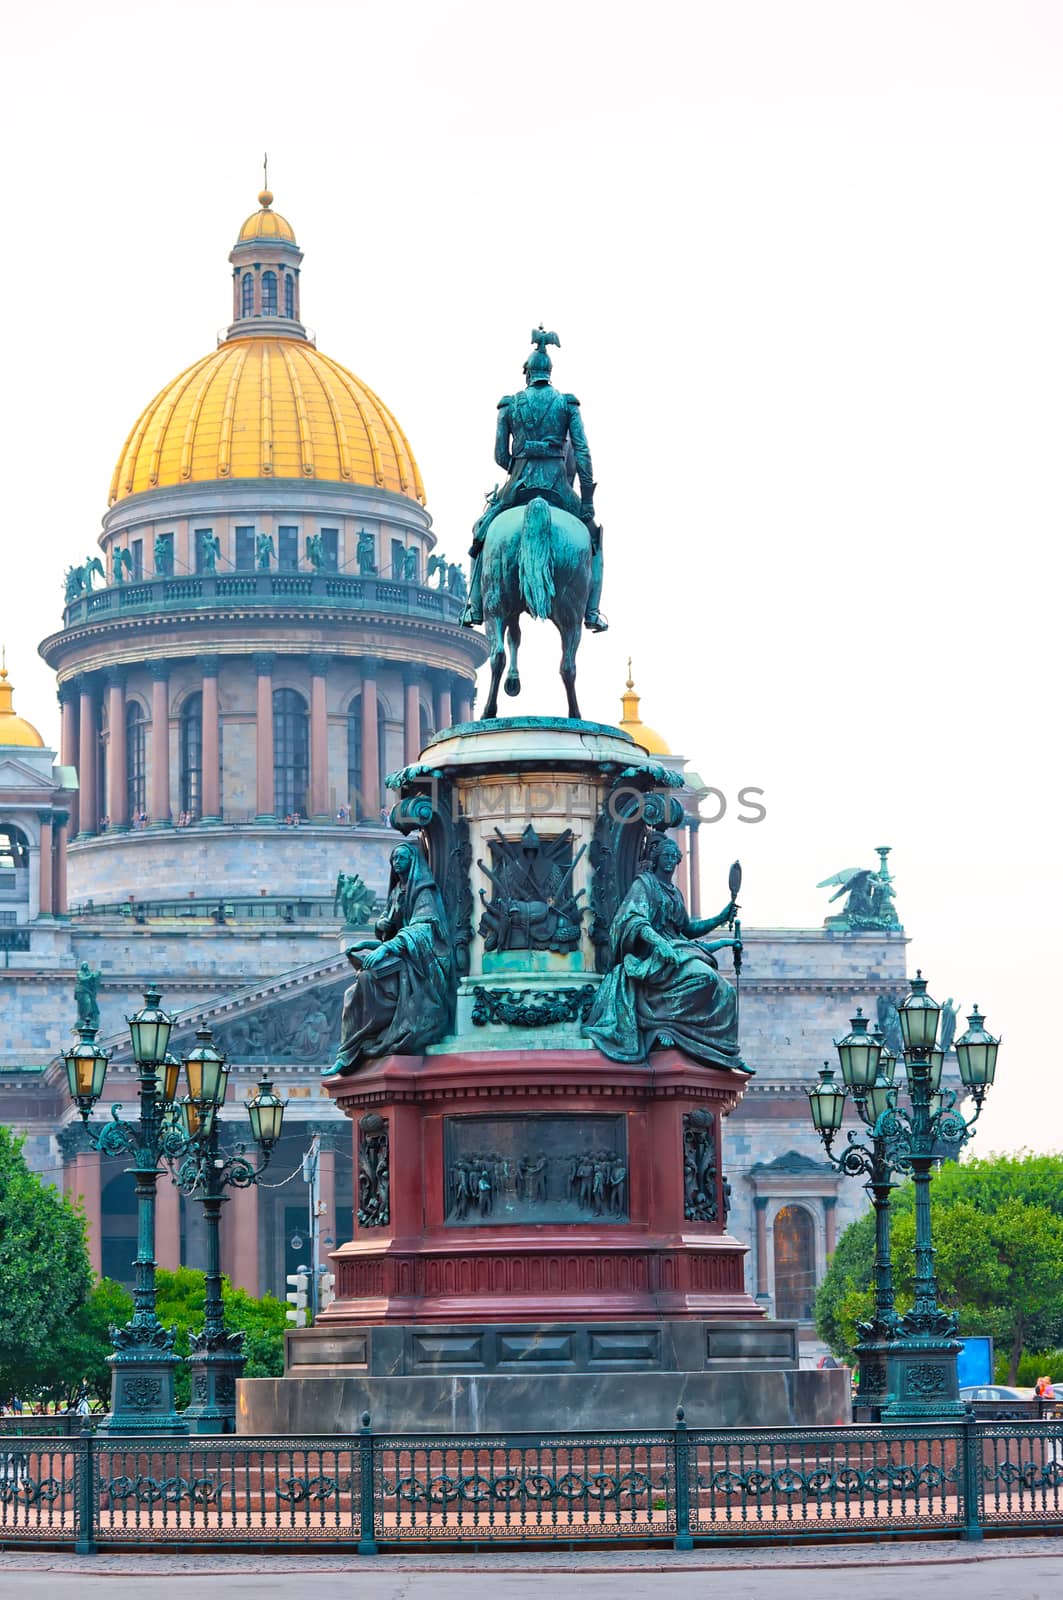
(1035, 1374, 1054, 1399)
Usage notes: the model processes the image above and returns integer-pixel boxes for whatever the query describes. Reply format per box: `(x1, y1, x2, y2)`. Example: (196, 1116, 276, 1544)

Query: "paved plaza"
(2, 1538, 1063, 1599)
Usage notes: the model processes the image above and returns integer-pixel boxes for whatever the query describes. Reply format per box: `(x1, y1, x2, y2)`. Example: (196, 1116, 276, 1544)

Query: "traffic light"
(285, 1270, 309, 1326)
(318, 1270, 336, 1311)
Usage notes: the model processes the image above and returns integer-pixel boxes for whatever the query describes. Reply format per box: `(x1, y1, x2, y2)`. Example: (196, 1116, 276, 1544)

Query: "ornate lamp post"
(63, 987, 196, 1433)
(808, 977, 1000, 1418)
(175, 1027, 287, 1434)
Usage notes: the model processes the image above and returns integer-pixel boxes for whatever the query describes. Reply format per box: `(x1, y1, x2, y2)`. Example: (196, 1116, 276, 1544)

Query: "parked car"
(959, 1385, 1031, 1402)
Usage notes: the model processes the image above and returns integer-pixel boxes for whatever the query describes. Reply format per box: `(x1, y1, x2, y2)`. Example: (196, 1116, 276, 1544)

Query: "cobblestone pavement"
(0, 1535, 1062, 1599)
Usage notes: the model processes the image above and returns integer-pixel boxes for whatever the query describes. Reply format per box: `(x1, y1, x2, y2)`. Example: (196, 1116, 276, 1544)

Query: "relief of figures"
(445, 1118, 627, 1225)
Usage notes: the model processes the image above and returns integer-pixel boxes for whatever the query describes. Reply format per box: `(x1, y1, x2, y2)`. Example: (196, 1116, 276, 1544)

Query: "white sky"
(2, 2, 1059, 1152)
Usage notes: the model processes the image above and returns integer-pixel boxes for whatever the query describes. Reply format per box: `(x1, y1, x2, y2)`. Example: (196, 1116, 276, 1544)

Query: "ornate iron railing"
(1, 1415, 1062, 1552)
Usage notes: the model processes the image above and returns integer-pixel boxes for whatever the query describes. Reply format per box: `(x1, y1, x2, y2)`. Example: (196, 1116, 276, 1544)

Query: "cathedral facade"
(0, 189, 910, 1341)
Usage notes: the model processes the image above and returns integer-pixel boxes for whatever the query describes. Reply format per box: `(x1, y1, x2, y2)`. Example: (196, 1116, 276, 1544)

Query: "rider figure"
(462, 328, 607, 632)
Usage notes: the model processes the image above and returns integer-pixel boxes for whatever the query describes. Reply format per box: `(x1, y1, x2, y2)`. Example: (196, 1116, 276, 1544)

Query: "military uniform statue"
(462, 328, 606, 632)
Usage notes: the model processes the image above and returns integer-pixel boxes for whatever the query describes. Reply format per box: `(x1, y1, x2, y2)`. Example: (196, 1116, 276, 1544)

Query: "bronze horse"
(480, 496, 592, 720)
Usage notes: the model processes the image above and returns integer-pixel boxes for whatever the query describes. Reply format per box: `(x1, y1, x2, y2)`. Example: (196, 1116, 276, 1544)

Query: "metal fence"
(1, 1415, 1061, 1553)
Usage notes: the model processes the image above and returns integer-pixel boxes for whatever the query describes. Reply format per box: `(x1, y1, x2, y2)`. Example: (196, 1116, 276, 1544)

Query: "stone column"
(223, 1178, 260, 1295)
(308, 653, 330, 820)
(156, 1170, 181, 1271)
(253, 653, 276, 821)
(688, 820, 702, 919)
(201, 657, 221, 822)
(824, 1195, 838, 1258)
(105, 667, 128, 831)
(455, 679, 473, 725)
(68, 1147, 103, 1276)
(59, 683, 79, 836)
(754, 1196, 769, 1298)
(149, 662, 171, 827)
(77, 679, 98, 837)
(359, 657, 380, 821)
(53, 810, 69, 916)
(37, 812, 53, 918)
(434, 673, 452, 733)
(404, 665, 423, 765)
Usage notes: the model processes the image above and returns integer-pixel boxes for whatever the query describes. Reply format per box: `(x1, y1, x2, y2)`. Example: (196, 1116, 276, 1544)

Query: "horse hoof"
(504, 676, 521, 697)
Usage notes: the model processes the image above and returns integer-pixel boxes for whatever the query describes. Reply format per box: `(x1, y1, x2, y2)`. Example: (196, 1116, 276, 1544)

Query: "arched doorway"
(773, 1204, 816, 1321)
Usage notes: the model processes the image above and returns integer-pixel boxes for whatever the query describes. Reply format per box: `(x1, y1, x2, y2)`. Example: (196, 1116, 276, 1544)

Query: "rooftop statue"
(583, 832, 744, 1068)
(817, 846, 901, 931)
(74, 961, 101, 1031)
(325, 840, 453, 1077)
(463, 328, 606, 720)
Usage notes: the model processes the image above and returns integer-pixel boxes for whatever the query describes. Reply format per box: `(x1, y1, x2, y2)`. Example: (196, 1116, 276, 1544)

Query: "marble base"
(238, 1365, 852, 1433)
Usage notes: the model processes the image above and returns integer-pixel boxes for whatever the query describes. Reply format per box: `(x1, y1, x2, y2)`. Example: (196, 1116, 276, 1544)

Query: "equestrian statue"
(463, 328, 606, 719)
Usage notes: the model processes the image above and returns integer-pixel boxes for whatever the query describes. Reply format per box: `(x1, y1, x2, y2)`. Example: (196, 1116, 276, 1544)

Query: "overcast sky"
(2, 2, 1059, 1152)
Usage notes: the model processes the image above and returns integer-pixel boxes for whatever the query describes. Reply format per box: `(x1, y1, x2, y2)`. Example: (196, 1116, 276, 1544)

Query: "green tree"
(815, 1152, 1063, 1380)
(0, 1126, 93, 1403)
(153, 1267, 288, 1405)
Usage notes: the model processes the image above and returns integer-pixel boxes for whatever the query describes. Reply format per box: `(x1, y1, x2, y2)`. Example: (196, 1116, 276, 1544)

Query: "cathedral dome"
(0, 660, 44, 748)
(618, 664, 671, 755)
(107, 189, 425, 507)
(108, 340, 425, 505)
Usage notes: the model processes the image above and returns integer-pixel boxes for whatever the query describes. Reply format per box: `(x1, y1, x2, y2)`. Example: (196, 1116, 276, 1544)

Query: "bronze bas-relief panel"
(444, 1112, 628, 1225)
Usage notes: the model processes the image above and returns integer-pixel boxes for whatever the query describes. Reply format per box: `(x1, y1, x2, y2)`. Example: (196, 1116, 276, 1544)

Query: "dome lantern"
(227, 182, 306, 342)
(0, 650, 45, 748)
(618, 660, 671, 756)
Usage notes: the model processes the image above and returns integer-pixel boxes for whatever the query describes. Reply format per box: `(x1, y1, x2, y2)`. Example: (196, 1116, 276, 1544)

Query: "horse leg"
(504, 615, 522, 697)
(483, 615, 507, 719)
(557, 610, 581, 720)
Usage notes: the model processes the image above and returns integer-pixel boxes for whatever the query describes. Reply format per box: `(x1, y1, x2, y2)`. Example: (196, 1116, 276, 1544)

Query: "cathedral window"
(346, 695, 388, 821)
(261, 270, 278, 316)
(419, 701, 433, 748)
(235, 526, 255, 571)
(241, 272, 254, 317)
(773, 1204, 816, 1322)
(278, 526, 299, 571)
(180, 693, 202, 819)
(391, 539, 405, 579)
(319, 528, 338, 571)
(273, 688, 309, 818)
(126, 702, 147, 819)
(284, 274, 295, 319)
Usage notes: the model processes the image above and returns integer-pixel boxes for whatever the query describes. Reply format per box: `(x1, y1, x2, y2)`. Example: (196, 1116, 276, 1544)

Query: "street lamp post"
(175, 1027, 286, 1434)
(808, 976, 1000, 1418)
(63, 987, 195, 1434)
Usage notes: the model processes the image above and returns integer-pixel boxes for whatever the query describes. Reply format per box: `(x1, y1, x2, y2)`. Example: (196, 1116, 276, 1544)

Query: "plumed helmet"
(523, 325, 560, 385)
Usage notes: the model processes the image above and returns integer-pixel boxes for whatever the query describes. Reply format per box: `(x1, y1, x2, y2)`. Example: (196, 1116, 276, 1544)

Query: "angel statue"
(583, 831, 744, 1068)
(333, 870, 375, 929)
(324, 840, 453, 1077)
(817, 847, 900, 931)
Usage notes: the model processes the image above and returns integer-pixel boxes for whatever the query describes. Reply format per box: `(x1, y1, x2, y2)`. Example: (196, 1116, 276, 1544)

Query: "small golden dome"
(0, 658, 45, 748)
(618, 661, 671, 755)
(109, 338, 425, 504)
(238, 199, 296, 243)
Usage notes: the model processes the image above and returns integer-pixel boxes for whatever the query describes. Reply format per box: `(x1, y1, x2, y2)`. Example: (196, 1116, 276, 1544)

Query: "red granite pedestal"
(320, 1047, 762, 1325)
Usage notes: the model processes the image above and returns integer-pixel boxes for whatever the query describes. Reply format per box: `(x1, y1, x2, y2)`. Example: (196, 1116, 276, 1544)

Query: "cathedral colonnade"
(57, 655, 474, 833)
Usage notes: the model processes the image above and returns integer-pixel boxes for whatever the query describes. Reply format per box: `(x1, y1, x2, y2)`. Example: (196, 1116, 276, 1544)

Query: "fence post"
(960, 1414, 983, 1542)
(673, 1406, 693, 1551)
(357, 1410, 378, 1555)
(74, 1431, 97, 1555)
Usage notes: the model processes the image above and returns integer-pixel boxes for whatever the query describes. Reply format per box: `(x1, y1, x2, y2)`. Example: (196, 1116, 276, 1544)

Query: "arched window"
(261, 270, 278, 316)
(773, 1204, 816, 1322)
(101, 1164, 139, 1286)
(273, 688, 309, 818)
(241, 272, 254, 317)
(284, 274, 294, 319)
(126, 702, 146, 820)
(419, 701, 433, 749)
(180, 693, 202, 819)
(346, 695, 388, 820)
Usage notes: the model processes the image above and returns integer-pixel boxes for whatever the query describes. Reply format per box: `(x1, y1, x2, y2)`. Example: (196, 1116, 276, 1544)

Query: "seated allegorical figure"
(325, 840, 453, 1077)
(583, 831, 744, 1068)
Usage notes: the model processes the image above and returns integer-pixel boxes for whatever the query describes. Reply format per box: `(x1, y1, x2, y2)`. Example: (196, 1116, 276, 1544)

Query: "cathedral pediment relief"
(0, 756, 56, 792)
(176, 975, 350, 1065)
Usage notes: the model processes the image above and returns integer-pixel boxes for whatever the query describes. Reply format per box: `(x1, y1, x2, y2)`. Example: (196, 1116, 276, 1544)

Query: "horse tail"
(518, 496, 555, 619)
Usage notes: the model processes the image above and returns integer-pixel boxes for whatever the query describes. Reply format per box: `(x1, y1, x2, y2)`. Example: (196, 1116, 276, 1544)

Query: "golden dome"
(0, 658, 45, 748)
(109, 338, 426, 505)
(238, 195, 296, 243)
(618, 661, 671, 755)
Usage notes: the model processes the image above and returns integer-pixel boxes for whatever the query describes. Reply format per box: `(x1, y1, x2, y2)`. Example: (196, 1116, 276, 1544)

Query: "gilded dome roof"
(238, 190, 296, 243)
(108, 339, 426, 505)
(618, 664, 671, 755)
(0, 661, 44, 748)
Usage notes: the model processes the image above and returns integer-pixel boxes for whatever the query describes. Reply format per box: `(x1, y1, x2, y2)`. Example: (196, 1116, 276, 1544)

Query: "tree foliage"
(815, 1152, 1063, 1381)
(0, 1126, 93, 1402)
